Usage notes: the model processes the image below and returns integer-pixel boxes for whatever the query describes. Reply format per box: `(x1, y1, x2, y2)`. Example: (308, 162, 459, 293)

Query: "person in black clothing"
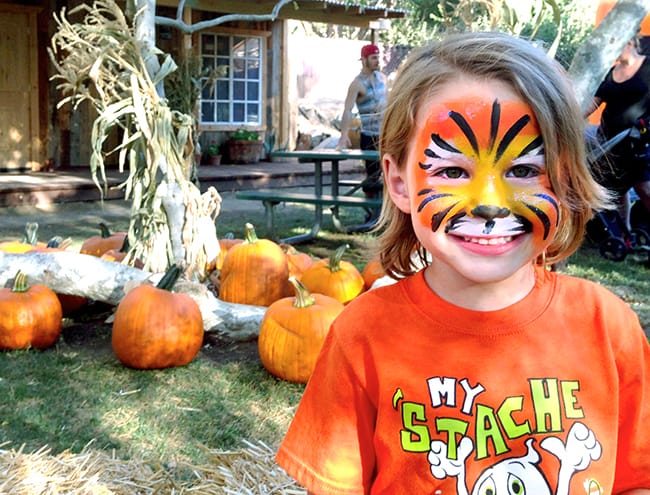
(586, 35, 650, 231)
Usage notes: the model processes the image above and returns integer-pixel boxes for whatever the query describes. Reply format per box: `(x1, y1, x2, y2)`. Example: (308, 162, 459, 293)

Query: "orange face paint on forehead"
(414, 97, 542, 166)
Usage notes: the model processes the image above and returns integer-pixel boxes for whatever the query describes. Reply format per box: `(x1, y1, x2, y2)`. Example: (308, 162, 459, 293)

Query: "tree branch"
(568, 0, 650, 112)
(0, 251, 265, 341)
(155, 0, 296, 34)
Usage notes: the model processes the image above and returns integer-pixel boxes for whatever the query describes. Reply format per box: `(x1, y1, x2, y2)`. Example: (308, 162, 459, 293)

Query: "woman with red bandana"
(277, 32, 650, 495)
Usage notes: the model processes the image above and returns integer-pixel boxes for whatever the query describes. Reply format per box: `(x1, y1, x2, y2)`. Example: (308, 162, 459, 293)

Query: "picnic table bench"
(235, 149, 381, 244)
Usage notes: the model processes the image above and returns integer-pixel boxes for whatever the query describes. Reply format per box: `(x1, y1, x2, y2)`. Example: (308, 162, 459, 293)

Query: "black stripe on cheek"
(514, 215, 532, 234)
(534, 193, 559, 222)
(448, 111, 479, 155)
(431, 204, 457, 232)
(524, 203, 551, 240)
(417, 193, 453, 213)
(445, 212, 468, 233)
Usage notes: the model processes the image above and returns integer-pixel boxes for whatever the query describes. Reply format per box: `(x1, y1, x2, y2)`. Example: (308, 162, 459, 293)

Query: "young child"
(276, 32, 650, 494)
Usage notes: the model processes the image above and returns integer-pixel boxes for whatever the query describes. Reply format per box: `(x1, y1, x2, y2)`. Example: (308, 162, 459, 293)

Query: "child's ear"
(383, 153, 411, 213)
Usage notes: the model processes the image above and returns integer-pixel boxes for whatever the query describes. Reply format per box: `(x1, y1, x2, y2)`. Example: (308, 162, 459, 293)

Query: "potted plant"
(206, 140, 222, 166)
(226, 129, 263, 164)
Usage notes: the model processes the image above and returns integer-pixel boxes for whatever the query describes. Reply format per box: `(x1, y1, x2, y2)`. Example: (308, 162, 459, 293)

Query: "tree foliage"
(382, 0, 569, 50)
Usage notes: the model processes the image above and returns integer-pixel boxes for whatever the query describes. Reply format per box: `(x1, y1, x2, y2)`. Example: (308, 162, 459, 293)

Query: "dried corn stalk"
(48, 0, 220, 281)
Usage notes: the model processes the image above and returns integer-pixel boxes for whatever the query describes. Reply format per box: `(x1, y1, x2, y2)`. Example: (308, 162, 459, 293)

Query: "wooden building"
(0, 0, 407, 172)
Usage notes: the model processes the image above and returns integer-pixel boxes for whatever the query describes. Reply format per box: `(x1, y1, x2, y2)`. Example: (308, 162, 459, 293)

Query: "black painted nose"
(471, 205, 511, 221)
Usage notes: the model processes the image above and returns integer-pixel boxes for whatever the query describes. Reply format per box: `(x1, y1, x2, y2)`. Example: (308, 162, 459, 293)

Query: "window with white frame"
(200, 33, 263, 126)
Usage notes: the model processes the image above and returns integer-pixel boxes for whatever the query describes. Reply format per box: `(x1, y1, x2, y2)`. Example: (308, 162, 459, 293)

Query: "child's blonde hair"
(377, 31, 610, 278)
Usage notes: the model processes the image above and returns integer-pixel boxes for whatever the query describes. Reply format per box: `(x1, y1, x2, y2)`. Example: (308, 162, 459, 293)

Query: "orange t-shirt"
(276, 266, 650, 494)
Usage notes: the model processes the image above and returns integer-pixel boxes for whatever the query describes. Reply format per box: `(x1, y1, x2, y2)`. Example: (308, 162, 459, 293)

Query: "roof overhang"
(162, 0, 408, 28)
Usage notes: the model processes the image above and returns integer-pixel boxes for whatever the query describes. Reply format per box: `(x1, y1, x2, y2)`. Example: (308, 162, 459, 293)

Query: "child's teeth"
(463, 236, 513, 245)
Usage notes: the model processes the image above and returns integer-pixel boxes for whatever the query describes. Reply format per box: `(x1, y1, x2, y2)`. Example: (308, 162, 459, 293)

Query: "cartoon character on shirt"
(428, 421, 602, 495)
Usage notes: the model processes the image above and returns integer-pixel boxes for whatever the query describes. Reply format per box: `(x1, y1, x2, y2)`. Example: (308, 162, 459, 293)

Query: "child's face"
(385, 77, 559, 286)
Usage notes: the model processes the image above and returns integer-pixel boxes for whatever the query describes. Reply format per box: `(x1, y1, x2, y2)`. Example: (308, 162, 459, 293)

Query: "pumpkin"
(100, 236, 144, 268)
(361, 255, 386, 290)
(1, 234, 86, 315)
(0, 271, 63, 350)
(57, 293, 89, 315)
(37, 236, 73, 252)
(258, 276, 344, 383)
(0, 222, 44, 253)
(281, 244, 315, 279)
(112, 264, 204, 369)
(211, 233, 244, 272)
(32, 236, 89, 314)
(219, 223, 292, 306)
(300, 244, 364, 304)
(100, 248, 127, 263)
(80, 223, 127, 257)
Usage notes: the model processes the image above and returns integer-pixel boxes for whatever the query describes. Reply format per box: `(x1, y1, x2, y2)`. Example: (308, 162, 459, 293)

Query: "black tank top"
(596, 57, 650, 138)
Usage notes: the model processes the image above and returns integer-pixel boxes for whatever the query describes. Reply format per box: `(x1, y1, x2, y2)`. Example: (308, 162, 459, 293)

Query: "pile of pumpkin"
(0, 222, 386, 383)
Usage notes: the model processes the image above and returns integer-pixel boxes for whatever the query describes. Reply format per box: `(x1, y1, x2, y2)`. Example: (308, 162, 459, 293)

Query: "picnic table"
(235, 149, 381, 243)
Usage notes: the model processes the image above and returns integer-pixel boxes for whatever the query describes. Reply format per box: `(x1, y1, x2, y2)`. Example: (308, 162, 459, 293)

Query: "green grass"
(0, 321, 304, 465)
(562, 244, 650, 333)
(0, 197, 648, 468)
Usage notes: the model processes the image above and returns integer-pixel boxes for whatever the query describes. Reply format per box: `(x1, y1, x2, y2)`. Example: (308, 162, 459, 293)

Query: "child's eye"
(507, 164, 540, 179)
(435, 167, 467, 179)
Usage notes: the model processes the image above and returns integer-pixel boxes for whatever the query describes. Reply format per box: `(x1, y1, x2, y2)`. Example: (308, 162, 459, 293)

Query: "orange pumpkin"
(34, 236, 89, 314)
(0, 222, 45, 253)
(5, 234, 88, 315)
(281, 244, 315, 279)
(0, 271, 62, 350)
(100, 248, 127, 263)
(211, 234, 244, 272)
(80, 223, 127, 257)
(57, 294, 89, 315)
(361, 255, 386, 290)
(36, 236, 73, 252)
(258, 277, 344, 383)
(300, 244, 364, 304)
(100, 237, 144, 268)
(219, 223, 292, 306)
(112, 264, 204, 369)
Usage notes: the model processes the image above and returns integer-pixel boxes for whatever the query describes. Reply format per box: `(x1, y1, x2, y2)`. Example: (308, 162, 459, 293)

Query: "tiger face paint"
(412, 96, 559, 253)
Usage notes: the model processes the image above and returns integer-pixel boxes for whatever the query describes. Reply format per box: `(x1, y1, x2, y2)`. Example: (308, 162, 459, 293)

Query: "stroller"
(585, 122, 650, 263)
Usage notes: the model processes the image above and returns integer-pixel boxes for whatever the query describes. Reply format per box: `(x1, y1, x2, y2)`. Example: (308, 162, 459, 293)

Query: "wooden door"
(0, 8, 39, 172)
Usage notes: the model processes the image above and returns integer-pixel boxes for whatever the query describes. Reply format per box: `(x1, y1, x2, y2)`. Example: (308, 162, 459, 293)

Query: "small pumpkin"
(258, 276, 344, 383)
(0, 271, 63, 350)
(0, 223, 44, 253)
(36, 236, 73, 252)
(100, 236, 144, 268)
(281, 244, 315, 279)
(33, 236, 89, 314)
(80, 223, 127, 257)
(112, 264, 204, 369)
(219, 223, 292, 306)
(361, 255, 386, 290)
(300, 244, 365, 304)
(211, 233, 244, 272)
